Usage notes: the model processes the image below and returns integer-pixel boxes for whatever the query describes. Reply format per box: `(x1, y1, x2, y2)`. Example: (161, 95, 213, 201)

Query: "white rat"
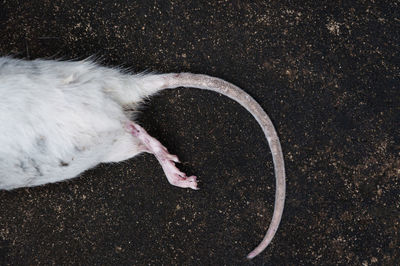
(0, 56, 285, 259)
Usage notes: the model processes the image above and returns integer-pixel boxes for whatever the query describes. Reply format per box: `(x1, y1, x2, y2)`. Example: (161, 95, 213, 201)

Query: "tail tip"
(246, 250, 258, 260)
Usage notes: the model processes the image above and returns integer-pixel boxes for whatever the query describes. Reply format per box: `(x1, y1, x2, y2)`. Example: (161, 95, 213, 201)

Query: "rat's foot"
(126, 122, 198, 190)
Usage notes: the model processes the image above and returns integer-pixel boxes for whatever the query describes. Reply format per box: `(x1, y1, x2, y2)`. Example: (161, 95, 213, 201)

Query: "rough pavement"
(0, 1, 399, 265)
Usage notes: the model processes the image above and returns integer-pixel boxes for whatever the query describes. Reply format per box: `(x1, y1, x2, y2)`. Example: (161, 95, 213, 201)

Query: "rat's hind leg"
(126, 122, 198, 190)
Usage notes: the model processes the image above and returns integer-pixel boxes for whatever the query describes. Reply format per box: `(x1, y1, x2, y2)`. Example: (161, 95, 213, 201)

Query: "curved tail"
(156, 73, 286, 259)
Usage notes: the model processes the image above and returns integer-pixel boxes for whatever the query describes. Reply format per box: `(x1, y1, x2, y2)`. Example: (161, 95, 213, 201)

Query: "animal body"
(0, 57, 285, 259)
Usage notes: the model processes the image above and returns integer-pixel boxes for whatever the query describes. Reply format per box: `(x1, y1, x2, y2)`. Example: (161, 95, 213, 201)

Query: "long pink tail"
(154, 73, 286, 259)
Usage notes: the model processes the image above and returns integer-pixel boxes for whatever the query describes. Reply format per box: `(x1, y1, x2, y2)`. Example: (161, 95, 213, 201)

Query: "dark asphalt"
(0, 1, 399, 265)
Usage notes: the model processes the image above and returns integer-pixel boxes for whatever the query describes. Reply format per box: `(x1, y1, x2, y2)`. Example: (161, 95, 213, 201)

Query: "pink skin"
(126, 122, 198, 190)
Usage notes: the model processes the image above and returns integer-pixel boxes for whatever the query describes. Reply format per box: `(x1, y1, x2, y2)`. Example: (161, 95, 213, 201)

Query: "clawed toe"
(167, 154, 180, 163)
(167, 165, 198, 190)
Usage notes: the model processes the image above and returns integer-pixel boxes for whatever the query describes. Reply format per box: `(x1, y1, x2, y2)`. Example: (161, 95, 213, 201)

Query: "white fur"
(0, 57, 157, 189)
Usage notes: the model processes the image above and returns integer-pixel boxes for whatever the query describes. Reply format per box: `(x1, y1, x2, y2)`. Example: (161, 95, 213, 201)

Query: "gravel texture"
(0, 1, 399, 265)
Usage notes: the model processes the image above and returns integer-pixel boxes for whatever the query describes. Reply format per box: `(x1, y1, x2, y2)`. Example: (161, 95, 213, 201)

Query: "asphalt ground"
(0, 1, 399, 264)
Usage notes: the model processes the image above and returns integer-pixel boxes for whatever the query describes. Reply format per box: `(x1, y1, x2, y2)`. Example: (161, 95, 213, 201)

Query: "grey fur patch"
(17, 160, 28, 172)
(59, 161, 69, 167)
(36, 136, 47, 153)
(0, 60, 8, 68)
(29, 158, 43, 176)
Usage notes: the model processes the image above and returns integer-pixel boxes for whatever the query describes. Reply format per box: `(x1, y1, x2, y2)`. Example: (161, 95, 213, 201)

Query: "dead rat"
(0, 56, 286, 259)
